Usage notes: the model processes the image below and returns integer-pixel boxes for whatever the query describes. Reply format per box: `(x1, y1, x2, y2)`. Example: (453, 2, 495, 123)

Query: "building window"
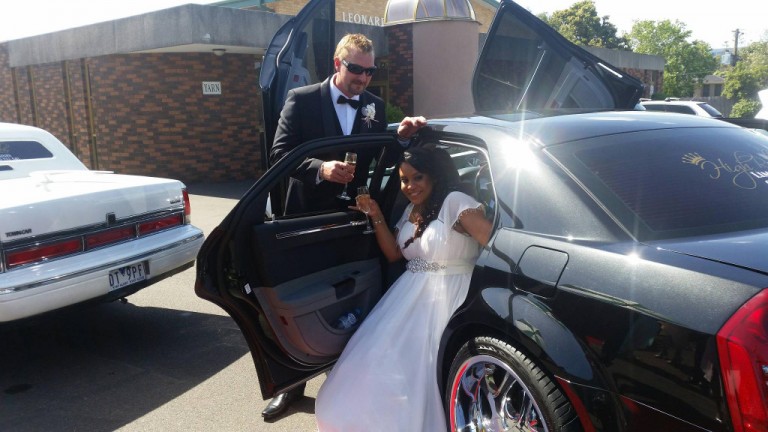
(714, 84, 723, 97)
(703, 85, 710, 97)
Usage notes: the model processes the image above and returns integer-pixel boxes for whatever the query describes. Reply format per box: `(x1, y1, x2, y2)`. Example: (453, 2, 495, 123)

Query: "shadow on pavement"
(186, 180, 254, 200)
(0, 302, 250, 432)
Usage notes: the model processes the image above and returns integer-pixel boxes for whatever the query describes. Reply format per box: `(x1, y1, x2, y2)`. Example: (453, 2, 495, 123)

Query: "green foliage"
(386, 103, 406, 124)
(730, 99, 762, 118)
(722, 39, 768, 117)
(628, 20, 717, 97)
(539, 0, 628, 49)
(723, 41, 768, 100)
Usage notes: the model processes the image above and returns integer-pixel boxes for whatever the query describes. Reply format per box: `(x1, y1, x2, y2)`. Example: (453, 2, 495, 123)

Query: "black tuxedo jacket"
(270, 76, 388, 214)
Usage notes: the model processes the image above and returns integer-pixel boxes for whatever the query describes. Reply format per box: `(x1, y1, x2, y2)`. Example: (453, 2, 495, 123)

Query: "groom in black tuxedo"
(270, 33, 426, 215)
(262, 33, 425, 420)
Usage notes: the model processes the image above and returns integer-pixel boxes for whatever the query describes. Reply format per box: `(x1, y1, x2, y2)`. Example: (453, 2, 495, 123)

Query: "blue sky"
(1, 0, 765, 49)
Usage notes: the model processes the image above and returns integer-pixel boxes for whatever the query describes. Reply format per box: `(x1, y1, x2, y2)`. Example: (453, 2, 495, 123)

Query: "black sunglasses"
(341, 59, 377, 76)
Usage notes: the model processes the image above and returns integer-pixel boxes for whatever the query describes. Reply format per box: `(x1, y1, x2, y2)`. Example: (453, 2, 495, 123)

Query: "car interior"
(245, 137, 495, 365)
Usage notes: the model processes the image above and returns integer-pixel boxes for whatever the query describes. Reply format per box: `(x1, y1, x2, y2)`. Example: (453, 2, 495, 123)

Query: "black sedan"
(195, 0, 768, 430)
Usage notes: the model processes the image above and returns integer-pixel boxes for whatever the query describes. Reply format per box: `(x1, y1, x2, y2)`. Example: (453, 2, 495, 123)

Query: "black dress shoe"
(261, 387, 303, 420)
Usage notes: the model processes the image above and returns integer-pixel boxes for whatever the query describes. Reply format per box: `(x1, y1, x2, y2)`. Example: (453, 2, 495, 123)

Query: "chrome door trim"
(275, 220, 368, 240)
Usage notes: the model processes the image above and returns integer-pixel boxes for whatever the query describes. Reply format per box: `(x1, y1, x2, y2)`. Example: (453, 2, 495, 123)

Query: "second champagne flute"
(356, 185, 375, 234)
(337, 152, 357, 200)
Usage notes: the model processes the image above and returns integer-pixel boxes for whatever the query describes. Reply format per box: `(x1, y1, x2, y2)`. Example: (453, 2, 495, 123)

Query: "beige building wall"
(257, 0, 496, 31)
(412, 20, 478, 117)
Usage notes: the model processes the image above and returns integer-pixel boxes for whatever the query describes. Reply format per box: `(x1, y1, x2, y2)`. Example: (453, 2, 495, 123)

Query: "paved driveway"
(0, 181, 323, 432)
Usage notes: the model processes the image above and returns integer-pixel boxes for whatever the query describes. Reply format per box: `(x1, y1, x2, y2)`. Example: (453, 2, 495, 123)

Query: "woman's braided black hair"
(401, 146, 461, 249)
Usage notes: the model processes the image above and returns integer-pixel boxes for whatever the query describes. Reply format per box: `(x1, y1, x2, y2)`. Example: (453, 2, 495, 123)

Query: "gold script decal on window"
(682, 151, 768, 190)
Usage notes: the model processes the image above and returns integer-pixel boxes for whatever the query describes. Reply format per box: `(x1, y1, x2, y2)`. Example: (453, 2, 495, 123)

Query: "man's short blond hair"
(334, 33, 375, 60)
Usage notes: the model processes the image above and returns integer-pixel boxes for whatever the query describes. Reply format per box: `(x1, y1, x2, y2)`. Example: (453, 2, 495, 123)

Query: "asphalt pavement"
(0, 181, 324, 432)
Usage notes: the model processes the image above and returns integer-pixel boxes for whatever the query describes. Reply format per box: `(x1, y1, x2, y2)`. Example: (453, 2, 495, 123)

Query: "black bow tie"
(337, 95, 360, 109)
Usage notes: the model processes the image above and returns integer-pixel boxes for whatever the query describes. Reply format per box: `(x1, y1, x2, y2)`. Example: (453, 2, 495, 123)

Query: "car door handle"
(333, 276, 356, 299)
(275, 220, 368, 240)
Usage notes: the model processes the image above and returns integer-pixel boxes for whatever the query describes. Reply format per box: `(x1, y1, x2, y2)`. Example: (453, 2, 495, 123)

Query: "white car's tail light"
(85, 226, 135, 249)
(2, 210, 185, 271)
(6, 237, 83, 269)
(138, 214, 184, 236)
(183, 188, 192, 224)
(717, 289, 768, 432)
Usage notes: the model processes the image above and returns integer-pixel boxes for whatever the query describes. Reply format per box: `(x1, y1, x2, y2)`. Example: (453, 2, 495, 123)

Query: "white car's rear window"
(0, 141, 54, 161)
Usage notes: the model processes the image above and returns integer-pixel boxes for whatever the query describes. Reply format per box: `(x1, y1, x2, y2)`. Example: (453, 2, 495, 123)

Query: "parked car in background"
(0, 122, 204, 322)
(195, 0, 768, 431)
(640, 98, 724, 117)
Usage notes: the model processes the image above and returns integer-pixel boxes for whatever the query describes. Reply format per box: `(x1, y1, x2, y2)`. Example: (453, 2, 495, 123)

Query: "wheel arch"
(439, 290, 622, 431)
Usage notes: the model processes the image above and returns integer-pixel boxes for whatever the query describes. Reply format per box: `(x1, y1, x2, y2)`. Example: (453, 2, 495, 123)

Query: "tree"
(628, 20, 718, 97)
(539, 0, 628, 50)
(723, 39, 768, 117)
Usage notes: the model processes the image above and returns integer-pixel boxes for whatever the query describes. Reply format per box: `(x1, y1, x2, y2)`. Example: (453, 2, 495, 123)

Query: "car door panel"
(254, 257, 381, 361)
(246, 211, 382, 362)
(250, 212, 377, 285)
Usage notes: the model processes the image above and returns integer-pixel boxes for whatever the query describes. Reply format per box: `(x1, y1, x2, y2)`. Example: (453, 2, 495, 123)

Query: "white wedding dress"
(316, 191, 483, 432)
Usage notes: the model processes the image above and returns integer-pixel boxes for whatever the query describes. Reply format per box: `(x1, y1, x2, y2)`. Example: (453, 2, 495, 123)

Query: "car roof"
(0, 122, 47, 133)
(430, 110, 741, 147)
(640, 100, 707, 106)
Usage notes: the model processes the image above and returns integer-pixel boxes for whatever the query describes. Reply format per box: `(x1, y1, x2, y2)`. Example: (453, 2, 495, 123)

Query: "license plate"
(108, 262, 147, 290)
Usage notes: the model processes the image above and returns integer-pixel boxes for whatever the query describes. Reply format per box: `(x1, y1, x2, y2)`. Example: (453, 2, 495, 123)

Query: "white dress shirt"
(330, 77, 359, 136)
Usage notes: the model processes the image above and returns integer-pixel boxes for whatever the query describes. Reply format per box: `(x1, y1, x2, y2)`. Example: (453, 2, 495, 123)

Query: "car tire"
(446, 336, 580, 432)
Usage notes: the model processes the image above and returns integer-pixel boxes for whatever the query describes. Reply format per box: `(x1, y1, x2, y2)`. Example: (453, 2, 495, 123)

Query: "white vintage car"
(0, 122, 204, 322)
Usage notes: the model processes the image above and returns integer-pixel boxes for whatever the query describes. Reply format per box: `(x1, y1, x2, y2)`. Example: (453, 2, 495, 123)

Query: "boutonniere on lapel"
(361, 103, 378, 128)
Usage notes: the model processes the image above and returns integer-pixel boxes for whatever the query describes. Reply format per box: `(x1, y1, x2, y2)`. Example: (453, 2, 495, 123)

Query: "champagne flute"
(337, 152, 357, 200)
(356, 185, 375, 234)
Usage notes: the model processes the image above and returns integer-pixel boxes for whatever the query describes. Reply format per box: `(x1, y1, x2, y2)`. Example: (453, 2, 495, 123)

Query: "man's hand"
(397, 116, 428, 140)
(320, 160, 356, 184)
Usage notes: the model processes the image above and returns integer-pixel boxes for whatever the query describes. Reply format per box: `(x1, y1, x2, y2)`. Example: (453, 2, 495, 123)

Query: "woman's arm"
(457, 207, 493, 247)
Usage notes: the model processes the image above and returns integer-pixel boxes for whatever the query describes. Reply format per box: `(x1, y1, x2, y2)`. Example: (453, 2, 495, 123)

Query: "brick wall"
(0, 48, 264, 184)
(14, 68, 35, 127)
(0, 45, 16, 123)
(86, 53, 262, 183)
(63, 60, 93, 165)
(625, 67, 663, 99)
(31, 63, 70, 150)
(384, 25, 414, 116)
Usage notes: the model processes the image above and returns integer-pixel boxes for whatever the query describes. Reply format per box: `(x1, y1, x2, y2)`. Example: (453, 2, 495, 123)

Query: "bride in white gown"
(315, 146, 492, 432)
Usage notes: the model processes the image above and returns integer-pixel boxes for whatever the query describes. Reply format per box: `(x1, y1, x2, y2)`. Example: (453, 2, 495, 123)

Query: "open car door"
(195, 135, 402, 399)
(259, 0, 335, 214)
(474, 0, 643, 113)
(259, 0, 335, 166)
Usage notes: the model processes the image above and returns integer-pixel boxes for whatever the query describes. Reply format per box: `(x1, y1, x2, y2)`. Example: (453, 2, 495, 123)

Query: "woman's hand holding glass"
(356, 186, 376, 234)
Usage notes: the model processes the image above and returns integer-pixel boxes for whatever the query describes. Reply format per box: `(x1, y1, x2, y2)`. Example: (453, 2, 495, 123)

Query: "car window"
(492, 145, 625, 241)
(550, 127, 768, 240)
(268, 138, 394, 218)
(699, 103, 723, 117)
(666, 105, 696, 115)
(0, 141, 54, 160)
(641, 104, 665, 112)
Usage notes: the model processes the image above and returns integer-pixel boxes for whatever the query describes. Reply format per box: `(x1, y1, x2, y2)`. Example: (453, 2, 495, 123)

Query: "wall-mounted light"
(212, 48, 226, 57)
